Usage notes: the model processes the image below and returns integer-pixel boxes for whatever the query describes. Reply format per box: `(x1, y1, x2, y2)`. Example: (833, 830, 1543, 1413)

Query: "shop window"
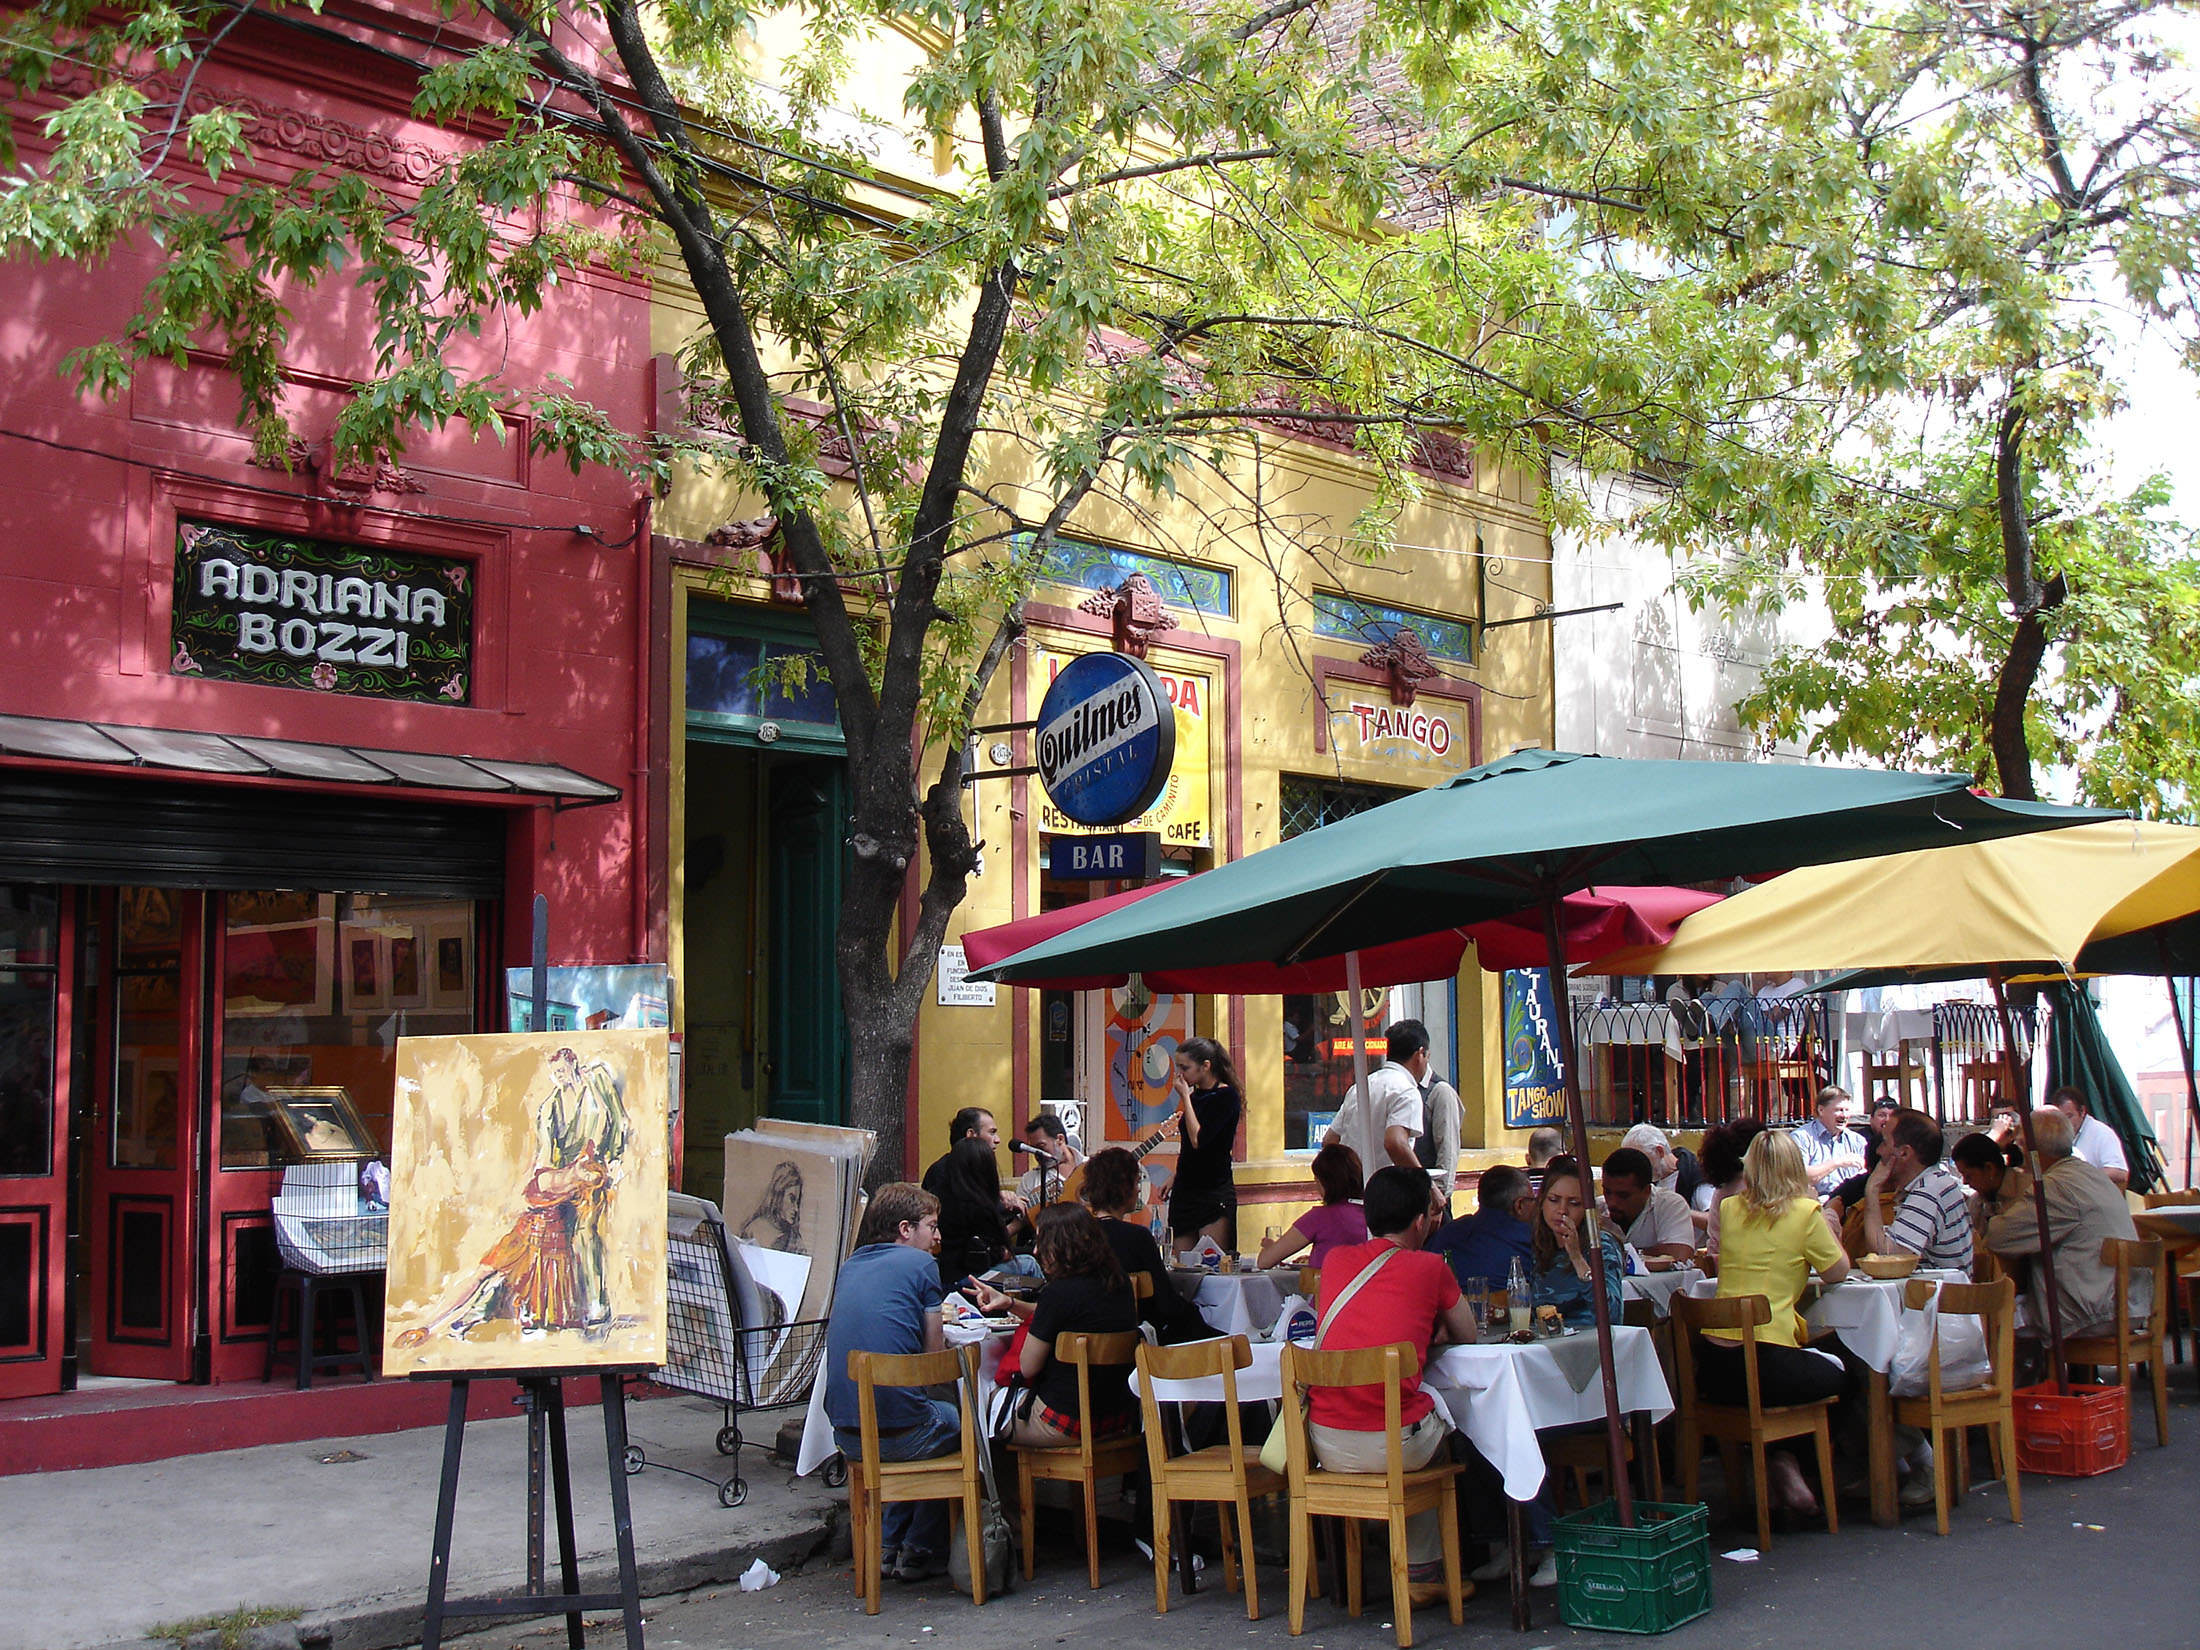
(1312, 592, 1476, 665)
(686, 628, 840, 736)
(1278, 779, 1456, 1152)
(0, 885, 59, 1178)
(115, 889, 183, 1171)
(1023, 532, 1233, 618)
(220, 892, 477, 1168)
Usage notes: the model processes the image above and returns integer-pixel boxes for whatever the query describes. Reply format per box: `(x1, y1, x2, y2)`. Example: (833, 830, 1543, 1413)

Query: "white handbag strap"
(1314, 1245, 1401, 1350)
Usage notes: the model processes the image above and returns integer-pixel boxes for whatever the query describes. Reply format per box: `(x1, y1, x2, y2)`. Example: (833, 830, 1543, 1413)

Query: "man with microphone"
(1011, 1110, 1084, 1212)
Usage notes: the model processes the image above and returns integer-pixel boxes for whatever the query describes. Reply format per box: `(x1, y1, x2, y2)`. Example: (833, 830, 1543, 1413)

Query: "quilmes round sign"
(1033, 652, 1176, 827)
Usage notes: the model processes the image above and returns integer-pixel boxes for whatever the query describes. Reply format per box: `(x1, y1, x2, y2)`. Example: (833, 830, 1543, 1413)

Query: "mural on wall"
(383, 1031, 668, 1375)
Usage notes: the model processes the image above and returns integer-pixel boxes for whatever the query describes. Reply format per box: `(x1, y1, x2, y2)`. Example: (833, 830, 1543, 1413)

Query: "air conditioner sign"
(170, 520, 474, 704)
(1033, 652, 1176, 828)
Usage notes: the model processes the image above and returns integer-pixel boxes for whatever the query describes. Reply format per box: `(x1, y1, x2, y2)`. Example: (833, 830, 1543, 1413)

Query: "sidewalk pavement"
(2, 1396, 840, 1650)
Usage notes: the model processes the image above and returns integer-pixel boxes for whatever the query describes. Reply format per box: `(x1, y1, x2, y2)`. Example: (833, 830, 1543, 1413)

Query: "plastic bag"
(1889, 1293, 1991, 1397)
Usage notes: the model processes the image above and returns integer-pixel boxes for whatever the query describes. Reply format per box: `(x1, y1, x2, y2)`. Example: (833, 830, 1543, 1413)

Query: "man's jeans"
(835, 1396, 962, 1560)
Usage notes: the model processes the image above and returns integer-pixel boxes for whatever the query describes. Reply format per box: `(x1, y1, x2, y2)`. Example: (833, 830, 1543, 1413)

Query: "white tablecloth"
(1684, 1271, 1966, 1372)
(795, 1320, 1007, 1476)
(1129, 1325, 1672, 1504)
(1844, 1009, 1935, 1055)
(1173, 1269, 1294, 1338)
(1620, 1266, 1702, 1319)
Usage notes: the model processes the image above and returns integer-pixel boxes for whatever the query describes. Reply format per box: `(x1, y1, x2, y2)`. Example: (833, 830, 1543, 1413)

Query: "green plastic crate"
(1551, 1498, 1713, 1635)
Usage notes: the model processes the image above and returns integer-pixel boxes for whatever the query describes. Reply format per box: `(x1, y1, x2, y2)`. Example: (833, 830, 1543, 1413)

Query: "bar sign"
(1052, 832, 1162, 881)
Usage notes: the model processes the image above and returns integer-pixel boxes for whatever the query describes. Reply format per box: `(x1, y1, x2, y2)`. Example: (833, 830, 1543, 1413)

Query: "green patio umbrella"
(2043, 982, 2171, 1193)
(973, 748, 2114, 1522)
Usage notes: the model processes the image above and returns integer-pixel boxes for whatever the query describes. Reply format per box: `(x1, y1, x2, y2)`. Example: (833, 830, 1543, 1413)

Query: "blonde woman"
(1703, 1130, 1853, 1515)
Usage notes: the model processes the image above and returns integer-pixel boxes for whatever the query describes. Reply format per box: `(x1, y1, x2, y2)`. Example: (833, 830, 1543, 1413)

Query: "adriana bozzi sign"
(171, 520, 474, 704)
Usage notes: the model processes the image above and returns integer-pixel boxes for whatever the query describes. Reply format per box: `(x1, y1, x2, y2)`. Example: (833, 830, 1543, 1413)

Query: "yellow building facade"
(651, 19, 1560, 1219)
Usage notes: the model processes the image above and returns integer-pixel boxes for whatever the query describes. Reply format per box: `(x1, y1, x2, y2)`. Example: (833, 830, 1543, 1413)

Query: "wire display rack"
(624, 1205, 842, 1506)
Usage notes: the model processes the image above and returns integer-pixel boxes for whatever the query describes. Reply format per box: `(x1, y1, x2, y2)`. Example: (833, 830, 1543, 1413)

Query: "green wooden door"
(766, 758, 848, 1124)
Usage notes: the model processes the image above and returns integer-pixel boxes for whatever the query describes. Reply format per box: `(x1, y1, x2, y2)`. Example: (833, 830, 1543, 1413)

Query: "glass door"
(0, 886, 68, 1400)
(83, 888, 204, 1380)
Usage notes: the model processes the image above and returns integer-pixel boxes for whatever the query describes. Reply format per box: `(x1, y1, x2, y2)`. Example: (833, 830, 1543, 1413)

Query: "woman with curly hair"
(973, 1204, 1140, 1447)
(1081, 1147, 1208, 1341)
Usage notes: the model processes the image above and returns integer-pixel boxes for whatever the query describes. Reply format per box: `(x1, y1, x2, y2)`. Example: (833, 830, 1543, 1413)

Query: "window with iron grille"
(1277, 776, 1407, 841)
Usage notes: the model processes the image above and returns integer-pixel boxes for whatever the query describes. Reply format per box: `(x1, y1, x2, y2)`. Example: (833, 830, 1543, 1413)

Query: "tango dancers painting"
(385, 1031, 669, 1376)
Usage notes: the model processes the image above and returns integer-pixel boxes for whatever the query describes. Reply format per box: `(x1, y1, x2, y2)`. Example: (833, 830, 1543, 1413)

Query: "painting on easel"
(384, 1030, 670, 1376)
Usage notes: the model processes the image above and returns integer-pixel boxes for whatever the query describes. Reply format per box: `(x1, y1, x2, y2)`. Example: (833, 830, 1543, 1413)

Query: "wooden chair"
(1297, 1265, 1321, 1302)
(1861, 1052, 1927, 1109)
(1131, 1270, 1155, 1304)
(2140, 1193, 2200, 1363)
(1011, 1329, 1147, 1587)
(846, 1347, 987, 1614)
(1276, 1342, 1464, 1650)
(2064, 1237, 2172, 1447)
(1959, 1061, 2004, 1119)
(1542, 1427, 1651, 1511)
(1671, 1294, 1839, 1551)
(1136, 1335, 1283, 1618)
(1891, 1276, 2020, 1536)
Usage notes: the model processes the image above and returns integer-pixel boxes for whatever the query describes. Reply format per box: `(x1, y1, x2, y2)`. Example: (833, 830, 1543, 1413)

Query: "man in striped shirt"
(1862, 1109, 1973, 1273)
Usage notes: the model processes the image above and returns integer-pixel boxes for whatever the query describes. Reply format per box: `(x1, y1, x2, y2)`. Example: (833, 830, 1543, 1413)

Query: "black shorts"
(1169, 1181, 1236, 1245)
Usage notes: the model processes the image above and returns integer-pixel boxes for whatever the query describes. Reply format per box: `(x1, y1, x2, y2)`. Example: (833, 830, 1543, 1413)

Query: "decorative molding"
(702, 515, 805, 606)
(1073, 573, 1176, 659)
(1357, 626, 1439, 706)
(1311, 655, 1482, 761)
(46, 65, 452, 189)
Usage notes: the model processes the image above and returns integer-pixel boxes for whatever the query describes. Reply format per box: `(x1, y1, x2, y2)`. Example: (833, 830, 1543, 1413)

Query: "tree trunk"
(1987, 403, 2067, 800)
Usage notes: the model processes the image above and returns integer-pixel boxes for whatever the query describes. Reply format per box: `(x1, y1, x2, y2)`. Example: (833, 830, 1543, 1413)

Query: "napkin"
(1542, 1330, 1604, 1392)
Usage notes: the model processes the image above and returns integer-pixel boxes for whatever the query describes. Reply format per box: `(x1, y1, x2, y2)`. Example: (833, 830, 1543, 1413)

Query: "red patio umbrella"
(960, 880, 1722, 990)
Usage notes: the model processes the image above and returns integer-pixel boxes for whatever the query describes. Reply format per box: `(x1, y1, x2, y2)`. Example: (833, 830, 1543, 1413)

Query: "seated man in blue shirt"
(1429, 1164, 1535, 1290)
(822, 1183, 955, 1584)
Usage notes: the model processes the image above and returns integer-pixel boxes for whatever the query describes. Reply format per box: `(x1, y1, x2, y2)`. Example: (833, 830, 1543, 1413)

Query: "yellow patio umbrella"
(1593, 820, 2200, 977)
(1596, 817, 2200, 1388)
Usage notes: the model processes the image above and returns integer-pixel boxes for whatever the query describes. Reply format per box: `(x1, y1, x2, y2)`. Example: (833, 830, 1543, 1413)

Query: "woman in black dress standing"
(1166, 1035, 1243, 1258)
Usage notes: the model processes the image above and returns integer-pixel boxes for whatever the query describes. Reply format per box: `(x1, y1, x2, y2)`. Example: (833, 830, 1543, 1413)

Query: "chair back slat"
(1673, 1292, 1772, 1418)
(1279, 1341, 1416, 1496)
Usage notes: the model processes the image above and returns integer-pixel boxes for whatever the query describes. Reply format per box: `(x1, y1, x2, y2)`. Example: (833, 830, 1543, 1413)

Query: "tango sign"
(1033, 652, 1176, 827)
(171, 519, 474, 704)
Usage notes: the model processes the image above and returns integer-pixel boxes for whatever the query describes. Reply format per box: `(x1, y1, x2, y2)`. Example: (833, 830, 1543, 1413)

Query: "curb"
(91, 1505, 842, 1650)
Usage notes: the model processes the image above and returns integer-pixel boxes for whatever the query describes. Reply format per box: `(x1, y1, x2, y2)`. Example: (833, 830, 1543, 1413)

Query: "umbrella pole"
(2157, 936, 2200, 1172)
(1540, 896, 1635, 1526)
(1991, 970, 2067, 1393)
(1344, 949, 1372, 1153)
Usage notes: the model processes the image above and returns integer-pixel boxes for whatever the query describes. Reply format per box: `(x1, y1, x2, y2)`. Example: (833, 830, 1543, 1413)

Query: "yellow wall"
(655, 18, 1561, 1213)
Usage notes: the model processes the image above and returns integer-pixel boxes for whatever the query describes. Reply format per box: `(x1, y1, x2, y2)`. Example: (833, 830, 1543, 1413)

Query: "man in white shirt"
(2050, 1085, 2130, 1192)
(1793, 1085, 1869, 1196)
(1325, 1020, 1429, 1176)
(1599, 1147, 1695, 1264)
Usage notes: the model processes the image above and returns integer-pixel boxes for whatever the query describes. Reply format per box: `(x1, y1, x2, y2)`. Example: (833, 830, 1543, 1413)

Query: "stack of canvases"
(723, 1122, 874, 1405)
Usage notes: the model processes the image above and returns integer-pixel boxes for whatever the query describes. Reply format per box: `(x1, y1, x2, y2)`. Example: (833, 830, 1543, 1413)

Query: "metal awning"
(0, 712, 620, 806)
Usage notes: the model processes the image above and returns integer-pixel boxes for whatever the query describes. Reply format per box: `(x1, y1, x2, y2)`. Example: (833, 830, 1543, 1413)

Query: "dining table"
(1168, 1266, 1297, 1339)
(1132, 1323, 1672, 1631)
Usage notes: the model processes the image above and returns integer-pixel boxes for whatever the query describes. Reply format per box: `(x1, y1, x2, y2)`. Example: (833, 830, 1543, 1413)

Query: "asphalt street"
(444, 1371, 2200, 1650)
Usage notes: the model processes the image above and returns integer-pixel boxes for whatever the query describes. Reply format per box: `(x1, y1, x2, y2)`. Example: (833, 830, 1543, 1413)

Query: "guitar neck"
(1133, 1123, 1176, 1160)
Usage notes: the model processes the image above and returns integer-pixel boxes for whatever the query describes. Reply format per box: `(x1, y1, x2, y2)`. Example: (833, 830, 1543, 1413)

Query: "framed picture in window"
(265, 1086, 377, 1161)
(427, 920, 472, 1013)
(345, 932, 388, 1013)
(389, 930, 426, 1009)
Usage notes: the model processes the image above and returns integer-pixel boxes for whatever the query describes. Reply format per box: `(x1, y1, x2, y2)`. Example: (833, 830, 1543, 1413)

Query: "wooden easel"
(416, 897, 647, 1650)
(417, 1369, 648, 1650)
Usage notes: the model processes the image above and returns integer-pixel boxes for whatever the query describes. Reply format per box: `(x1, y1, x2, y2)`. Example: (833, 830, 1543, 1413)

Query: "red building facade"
(0, 8, 654, 1404)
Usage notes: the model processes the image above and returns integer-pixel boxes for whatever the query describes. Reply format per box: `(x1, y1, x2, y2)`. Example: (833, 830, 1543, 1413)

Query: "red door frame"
(0, 896, 73, 1401)
(84, 889, 204, 1381)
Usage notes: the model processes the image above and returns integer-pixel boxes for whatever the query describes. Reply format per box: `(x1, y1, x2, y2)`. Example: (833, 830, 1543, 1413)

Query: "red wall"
(0, 8, 654, 962)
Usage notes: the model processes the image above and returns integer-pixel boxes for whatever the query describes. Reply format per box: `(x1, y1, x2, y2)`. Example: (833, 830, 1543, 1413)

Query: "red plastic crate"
(2013, 1381, 2129, 1477)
